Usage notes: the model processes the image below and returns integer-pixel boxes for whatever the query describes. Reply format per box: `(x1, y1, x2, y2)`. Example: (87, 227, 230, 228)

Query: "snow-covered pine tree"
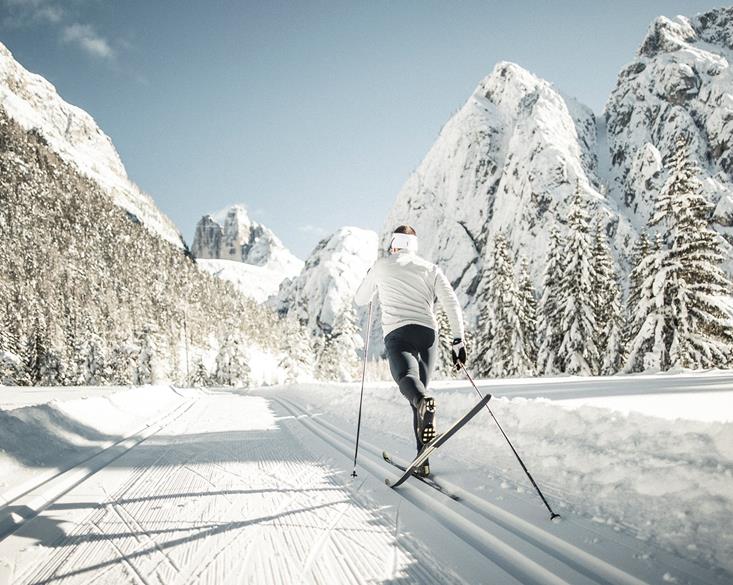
(0, 307, 23, 385)
(626, 136, 733, 370)
(83, 334, 110, 385)
(214, 334, 252, 387)
(190, 359, 210, 387)
(477, 234, 533, 377)
(536, 227, 564, 375)
(623, 231, 653, 355)
(278, 314, 316, 383)
(473, 268, 496, 378)
(556, 187, 601, 375)
(434, 308, 455, 377)
(591, 222, 624, 374)
(315, 303, 361, 382)
(517, 257, 537, 374)
(135, 326, 155, 385)
(109, 337, 139, 385)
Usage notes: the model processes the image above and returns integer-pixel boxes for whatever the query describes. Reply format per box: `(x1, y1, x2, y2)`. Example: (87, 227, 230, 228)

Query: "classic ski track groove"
(10, 392, 467, 585)
(0, 397, 197, 543)
(274, 395, 662, 585)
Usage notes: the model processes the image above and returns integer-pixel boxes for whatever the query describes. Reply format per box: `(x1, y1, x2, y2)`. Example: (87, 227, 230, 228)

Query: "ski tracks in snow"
(2, 389, 727, 585)
(2, 392, 467, 585)
(273, 395, 727, 585)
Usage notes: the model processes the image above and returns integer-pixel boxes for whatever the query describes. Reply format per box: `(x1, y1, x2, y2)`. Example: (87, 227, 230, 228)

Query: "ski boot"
(417, 396, 436, 444)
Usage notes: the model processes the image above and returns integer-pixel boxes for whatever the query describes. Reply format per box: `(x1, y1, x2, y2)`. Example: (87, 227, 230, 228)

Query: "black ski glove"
(451, 338, 467, 370)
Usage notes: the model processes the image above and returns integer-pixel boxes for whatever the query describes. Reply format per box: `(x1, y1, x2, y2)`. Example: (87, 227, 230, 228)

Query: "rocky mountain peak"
(604, 6, 733, 261)
(694, 7, 733, 49)
(192, 204, 302, 277)
(638, 15, 697, 58)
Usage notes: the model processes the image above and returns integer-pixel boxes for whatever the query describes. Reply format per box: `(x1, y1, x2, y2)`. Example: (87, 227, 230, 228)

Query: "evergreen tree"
(190, 359, 211, 387)
(556, 188, 600, 375)
(278, 314, 316, 383)
(476, 234, 532, 377)
(473, 263, 496, 378)
(434, 308, 455, 377)
(623, 231, 653, 354)
(591, 222, 624, 374)
(25, 319, 47, 385)
(110, 337, 139, 385)
(625, 136, 733, 371)
(0, 308, 22, 385)
(135, 326, 155, 385)
(316, 304, 361, 382)
(83, 334, 111, 385)
(517, 257, 538, 374)
(214, 334, 252, 387)
(537, 228, 564, 375)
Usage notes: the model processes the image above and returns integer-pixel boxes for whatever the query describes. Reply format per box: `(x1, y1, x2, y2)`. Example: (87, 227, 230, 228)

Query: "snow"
(193, 204, 303, 277)
(277, 226, 378, 335)
(269, 371, 733, 579)
(382, 60, 634, 322)
(0, 374, 731, 584)
(196, 259, 286, 303)
(0, 385, 190, 498)
(0, 42, 184, 249)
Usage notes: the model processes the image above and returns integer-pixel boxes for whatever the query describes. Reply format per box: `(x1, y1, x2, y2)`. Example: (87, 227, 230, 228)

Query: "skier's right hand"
(451, 338, 467, 370)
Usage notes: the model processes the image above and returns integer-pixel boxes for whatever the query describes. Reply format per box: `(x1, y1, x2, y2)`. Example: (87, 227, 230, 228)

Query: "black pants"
(384, 324, 437, 451)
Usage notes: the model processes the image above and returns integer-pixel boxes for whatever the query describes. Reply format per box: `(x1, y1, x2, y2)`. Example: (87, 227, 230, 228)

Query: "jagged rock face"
(277, 227, 378, 335)
(192, 205, 303, 277)
(384, 7, 733, 323)
(0, 41, 184, 249)
(383, 62, 629, 321)
(605, 8, 733, 249)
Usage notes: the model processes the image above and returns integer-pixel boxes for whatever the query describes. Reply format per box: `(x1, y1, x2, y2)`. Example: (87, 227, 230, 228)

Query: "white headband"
(390, 233, 418, 252)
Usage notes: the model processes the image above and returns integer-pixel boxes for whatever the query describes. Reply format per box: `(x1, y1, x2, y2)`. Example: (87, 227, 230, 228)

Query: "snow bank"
(0, 385, 190, 500)
(273, 376, 733, 576)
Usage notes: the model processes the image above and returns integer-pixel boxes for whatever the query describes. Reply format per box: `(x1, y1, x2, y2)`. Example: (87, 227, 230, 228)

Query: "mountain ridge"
(0, 41, 185, 249)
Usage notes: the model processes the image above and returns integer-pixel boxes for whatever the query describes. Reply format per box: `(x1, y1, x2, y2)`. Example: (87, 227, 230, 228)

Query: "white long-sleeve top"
(354, 250, 465, 339)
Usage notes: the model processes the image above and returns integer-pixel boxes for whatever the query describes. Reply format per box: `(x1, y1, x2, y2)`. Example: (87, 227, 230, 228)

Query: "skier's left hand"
(451, 338, 466, 370)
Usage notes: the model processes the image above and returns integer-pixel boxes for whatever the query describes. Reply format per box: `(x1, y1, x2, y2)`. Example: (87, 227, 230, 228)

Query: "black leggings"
(384, 324, 437, 451)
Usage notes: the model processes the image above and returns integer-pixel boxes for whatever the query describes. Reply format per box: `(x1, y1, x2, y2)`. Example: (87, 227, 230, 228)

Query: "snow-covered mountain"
(192, 205, 303, 279)
(0, 41, 184, 249)
(196, 259, 289, 304)
(383, 61, 628, 318)
(383, 6, 733, 322)
(605, 9, 733, 244)
(277, 227, 378, 335)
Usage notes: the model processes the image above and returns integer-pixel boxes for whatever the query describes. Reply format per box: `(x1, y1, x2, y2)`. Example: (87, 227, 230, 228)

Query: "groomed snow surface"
(0, 373, 731, 585)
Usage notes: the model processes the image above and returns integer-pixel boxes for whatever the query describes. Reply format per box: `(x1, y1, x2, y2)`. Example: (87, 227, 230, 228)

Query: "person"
(354, 225, 467, 477)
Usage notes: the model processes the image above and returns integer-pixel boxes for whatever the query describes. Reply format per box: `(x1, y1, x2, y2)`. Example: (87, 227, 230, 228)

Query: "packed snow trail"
(0, 391, 510, 585)
(1, 384, 729, 585)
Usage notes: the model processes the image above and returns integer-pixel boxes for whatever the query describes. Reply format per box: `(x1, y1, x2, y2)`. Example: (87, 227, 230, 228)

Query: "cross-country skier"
(355, 225, 467, 477)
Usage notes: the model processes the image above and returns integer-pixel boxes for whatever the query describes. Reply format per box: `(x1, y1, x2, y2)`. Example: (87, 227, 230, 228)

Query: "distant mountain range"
(191, 205, 303, 302)
(2, 6, 731, 337)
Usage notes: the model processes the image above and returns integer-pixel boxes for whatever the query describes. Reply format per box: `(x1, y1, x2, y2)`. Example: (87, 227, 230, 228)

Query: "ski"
(382, 451, 459, 500)
(385, 393, 491, 490)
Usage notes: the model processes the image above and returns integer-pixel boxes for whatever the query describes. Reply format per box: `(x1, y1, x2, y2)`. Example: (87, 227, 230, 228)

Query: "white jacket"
(354, 250, 465, 339)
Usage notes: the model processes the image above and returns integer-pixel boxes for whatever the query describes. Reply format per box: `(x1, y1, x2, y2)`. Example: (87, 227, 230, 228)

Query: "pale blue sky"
(0, 1, 724, 258)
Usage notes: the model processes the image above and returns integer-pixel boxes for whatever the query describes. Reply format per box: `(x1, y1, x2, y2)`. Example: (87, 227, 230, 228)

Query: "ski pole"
(351, 301, 373, 477)
(459, 363, 561, 521)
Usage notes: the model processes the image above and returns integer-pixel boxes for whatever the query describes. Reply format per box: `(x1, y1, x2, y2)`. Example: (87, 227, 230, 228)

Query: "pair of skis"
(383, 393, 491, 498)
